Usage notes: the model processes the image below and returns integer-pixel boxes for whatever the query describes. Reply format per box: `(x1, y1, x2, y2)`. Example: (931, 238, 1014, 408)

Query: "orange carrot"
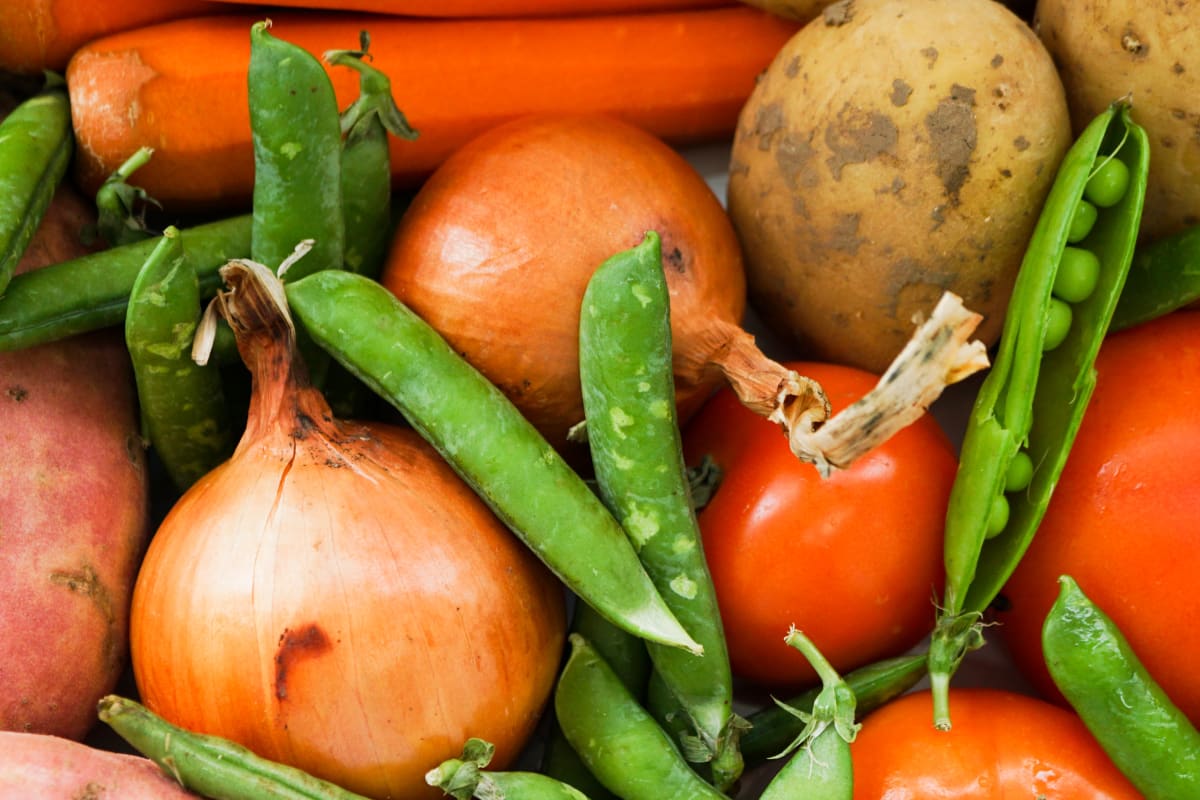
(0, 0, 222, 74)
(202, 0, 731, 15)
(66, 7, 799, 213)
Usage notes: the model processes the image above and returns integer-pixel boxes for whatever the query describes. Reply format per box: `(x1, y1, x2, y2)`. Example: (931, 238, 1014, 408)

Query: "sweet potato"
(0, 730, 197, 798)
(0, 185, 149, 741)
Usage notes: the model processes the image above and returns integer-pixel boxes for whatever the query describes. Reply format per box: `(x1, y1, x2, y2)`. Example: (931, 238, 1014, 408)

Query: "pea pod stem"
(929, 101, 1149, 730)
(426, 738, 591, 800)
(283, 267, 700, 653)
(97, 695, 373, 800)
(1042, 576, 1200, 799)
(554, 633, 725, 800)
(93, 145, 158, 247)
(578, 232, 741, 785)
(125, 227, 234, 491)
(0, 74, 73, 295)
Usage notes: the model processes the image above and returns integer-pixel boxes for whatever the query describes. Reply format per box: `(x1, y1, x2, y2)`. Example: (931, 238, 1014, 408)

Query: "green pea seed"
(1042, 298, 1073, 351)
(985, 494, 1009, 539)
(1084, 156, 1129, 208)
(1054, 247, 1101, 303)
(1004, 450, 1034, 493)
(1066, 200, 1098, 243)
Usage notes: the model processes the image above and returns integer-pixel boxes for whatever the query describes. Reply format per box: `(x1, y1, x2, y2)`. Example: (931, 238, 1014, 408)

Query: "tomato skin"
(851, 688, 1142, 799)
(683, 361, 955, 689)
(996, 311, 1200, 725)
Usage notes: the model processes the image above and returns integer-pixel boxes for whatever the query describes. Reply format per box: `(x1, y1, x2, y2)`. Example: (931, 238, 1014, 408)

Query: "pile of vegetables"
(1, 0, 1199, 798)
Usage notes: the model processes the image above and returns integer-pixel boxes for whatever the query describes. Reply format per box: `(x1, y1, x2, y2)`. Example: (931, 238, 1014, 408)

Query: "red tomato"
(996, 311, 1200, 725)
(851, 688, 1142, 798)
(683, 361, 955, 689)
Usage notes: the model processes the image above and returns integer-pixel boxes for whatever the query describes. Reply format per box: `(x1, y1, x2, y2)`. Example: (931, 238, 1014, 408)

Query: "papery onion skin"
(130, 391, 566, 799)
(379, 112, 747, 457)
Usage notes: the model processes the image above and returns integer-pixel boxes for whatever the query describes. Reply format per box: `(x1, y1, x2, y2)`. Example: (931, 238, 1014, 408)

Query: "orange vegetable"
(0, 0, 220, 74)
(203, 0, 731, 15)
(66, 7, 800, 212)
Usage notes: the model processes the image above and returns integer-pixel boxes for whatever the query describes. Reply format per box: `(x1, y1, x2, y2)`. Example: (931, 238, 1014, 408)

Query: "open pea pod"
(928, 100, 1149, 729)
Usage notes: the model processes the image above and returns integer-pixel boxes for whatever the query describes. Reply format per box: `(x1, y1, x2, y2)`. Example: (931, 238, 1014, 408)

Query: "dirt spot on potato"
(1121, 26, 1149, 58)
(73, 782, 106, 800)
(752, 102, 786, 151)
(5, 385, 27, 402)
(991, 54, 1004, 68)
(826, 213, 865, 254)
(825, 104, 899, 180)
(921, 46, 939, 67)
(775, 131, 820, 191)
(274, 623, 332, 701)
(822, 0, 855, 26)
(924, 84, 978, 206)
(890, 79, 913, 107)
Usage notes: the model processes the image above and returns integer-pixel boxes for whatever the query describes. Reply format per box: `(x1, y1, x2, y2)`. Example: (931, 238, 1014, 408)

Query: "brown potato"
(1035, 0, 1200, 242)
(0, 731, 197, 797)
(0, 187, 149, 740)
(729, 0, 1071, 373)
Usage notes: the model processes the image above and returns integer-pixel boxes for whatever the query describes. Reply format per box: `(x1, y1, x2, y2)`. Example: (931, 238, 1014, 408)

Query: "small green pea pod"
(248, 20, 344, 281)
(0, 73, 72, 296)
(739, 652, 927, 765)
(554, 633, 726, 800)
(578, 231, 742, 787)
(759, 628, 858, 800)
(0, 214, 252, 352)
(541, 602, 651, 800)
(928, 100, 1149, 730)
(92, 145, 159, 247)
(98, 695, 373, 799)
(324, 32, 417, 280)
(427, 738, 591, 800)
(1110, 223, 1200, 331)
(125, 227, 234, 491)
(1042, 576, 1200, 799)
(283, 268, 700, 653)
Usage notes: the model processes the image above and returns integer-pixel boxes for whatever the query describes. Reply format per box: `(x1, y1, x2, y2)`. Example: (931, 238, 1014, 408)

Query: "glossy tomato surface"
(851, 688, 1142, 798)
(683, 361, 955, 689)
(996, 311, 1200, 725)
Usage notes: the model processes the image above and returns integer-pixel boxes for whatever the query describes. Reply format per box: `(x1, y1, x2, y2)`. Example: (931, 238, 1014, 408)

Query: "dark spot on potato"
(5, 385, 27, 402)
(1000, 168, 1012, 178)
(1013, 135, 1030, 151)
(924, 84, 977, 205)
(822, 0, 855, 26)
(1172, 108, 1187, 120)
(1121, 27, 1149, 58)
(990, 54, 1004, 68)
(890, 79, 913, 107)
(275, 623, 332, 701)
(73, 782, 105, 800)
(826, 213, 864, 255)
(921, 46, 939, 67)
(775, 131, 820, 191)
(930, 204, 947, 230)
(752, 102, 785, 151)
(1173, 62, 1185, 75)
(824, 104, 899, 180)
(785, 55, 802, 79)
(50, 565, 120, 672)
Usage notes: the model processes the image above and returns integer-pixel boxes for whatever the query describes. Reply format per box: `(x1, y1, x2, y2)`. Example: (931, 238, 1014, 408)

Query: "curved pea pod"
(427, 738, 591, 800)
(1110, 223, 1200, 332)
(554, 633, 726, 800)
(284, 269, 700, 653)
(578, 231, 741, 785)
(0, 75, 72, 295)
(927, 100, 1149, 730)
(1042, 576, 1200, 800)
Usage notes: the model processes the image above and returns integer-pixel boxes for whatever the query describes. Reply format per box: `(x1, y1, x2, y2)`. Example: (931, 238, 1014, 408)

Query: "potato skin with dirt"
(1035, 0, 1200, 242)
(0, 730, 198, 797)
(729, 0, 1071, 373)
(0, 188, 149, 740)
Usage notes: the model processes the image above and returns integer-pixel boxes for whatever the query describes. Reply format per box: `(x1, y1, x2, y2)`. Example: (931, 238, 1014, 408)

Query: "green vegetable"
(1042, 576, 1200, 800)
(928, 100, 1150, 731)
(1110, 223, 1200, 332)
(427, 738, 591, 800)
(92, 145, 158, 246)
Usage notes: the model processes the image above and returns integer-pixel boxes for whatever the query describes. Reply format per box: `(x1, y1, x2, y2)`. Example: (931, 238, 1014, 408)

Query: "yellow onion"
(129, 259, 566, 799)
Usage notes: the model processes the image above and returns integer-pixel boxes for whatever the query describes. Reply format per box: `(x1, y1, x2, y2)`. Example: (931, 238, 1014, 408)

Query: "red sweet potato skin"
(0, 186, 149, 740)
(0, 730, 198, 798)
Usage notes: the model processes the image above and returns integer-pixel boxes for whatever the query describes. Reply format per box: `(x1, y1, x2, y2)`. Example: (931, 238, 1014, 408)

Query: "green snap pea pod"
(1042, 576, 1200, 799)
(97, 695, 373, 799)
(93, 145, 158, 247)
(427, 738, 591, 800)
(578, 231, 741, 786)
(928, 101, 1149, 730)
(759, 627, 858, 800)
(541, 602, 651, 800)
(1110, 223, 1200, 331)
(125, 227, 234, 491)
(554, 633, 725, 800)
(0, 74, 72, 296)
(283, 268, 700, 653)
(249, 20, 344, 281)
(739, 652, 927, 765)
(325, 32, 417, 279)
(0, 214, 252, 352)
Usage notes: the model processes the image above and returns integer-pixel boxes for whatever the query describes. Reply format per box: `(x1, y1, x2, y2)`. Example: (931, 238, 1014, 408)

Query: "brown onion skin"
(0, 186, 148, 740)
(379, 112, 747, 458)
(130, 407, 567, 799)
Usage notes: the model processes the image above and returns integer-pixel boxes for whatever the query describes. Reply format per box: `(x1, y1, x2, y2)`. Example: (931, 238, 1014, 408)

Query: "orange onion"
(128, 258, 567, 799)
